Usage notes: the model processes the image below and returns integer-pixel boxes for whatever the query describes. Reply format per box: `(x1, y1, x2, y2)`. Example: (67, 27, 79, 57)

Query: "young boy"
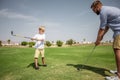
(31, 26, 47, 70)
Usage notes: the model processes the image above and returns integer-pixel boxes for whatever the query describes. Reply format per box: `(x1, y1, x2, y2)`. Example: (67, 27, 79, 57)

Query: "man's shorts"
(113, 35, 120, 49)
(34, 49, 44, 58)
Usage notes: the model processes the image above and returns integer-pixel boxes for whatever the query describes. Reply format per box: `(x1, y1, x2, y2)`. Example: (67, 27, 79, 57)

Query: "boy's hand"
(37, 39, 44, 41)
(31, 38, 44, 41)
(31, 38, 38, 41)
(31, 38, 34, 41)
(41, 39, 44, 41)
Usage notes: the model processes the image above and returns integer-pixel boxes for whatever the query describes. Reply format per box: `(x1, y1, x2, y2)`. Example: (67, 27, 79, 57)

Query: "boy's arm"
(31, 34, 45, 41)
(95, 26, 109, 46)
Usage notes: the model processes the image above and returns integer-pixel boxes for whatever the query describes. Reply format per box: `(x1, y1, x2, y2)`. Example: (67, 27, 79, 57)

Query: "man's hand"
(95, 27, 108, 46)
(95, 40, 100, 46)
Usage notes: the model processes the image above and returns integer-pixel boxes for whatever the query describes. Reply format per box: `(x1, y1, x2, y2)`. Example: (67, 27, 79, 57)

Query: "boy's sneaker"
(105, 76, 120, 80)
(110, 70, 117, 74)
(43, 64, 47, 67)
(35, 66, 39, 70)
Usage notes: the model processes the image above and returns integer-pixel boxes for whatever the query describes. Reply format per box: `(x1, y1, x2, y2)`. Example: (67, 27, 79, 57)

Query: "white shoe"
(105, 76, 120, 80)
(110, 70, 117, 74)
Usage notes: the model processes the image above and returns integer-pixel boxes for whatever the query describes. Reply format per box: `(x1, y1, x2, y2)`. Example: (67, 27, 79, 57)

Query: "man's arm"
(95, 26, 109, 46)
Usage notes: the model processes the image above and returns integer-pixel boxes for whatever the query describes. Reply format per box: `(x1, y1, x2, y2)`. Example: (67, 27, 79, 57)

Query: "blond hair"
(39, 26, 45, 32)
(91, 0, 102, 8)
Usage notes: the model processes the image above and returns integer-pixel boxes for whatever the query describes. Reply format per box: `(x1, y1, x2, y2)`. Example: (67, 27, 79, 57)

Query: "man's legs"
(114, 49, 120, 78)
(106, 35, 120, 80)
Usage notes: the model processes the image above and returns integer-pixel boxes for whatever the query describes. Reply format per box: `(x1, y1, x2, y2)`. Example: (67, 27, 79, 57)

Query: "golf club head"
(77, 67, 82, 71)
(11, 31, 13, 35)
(10, 31, 31, 39)
(77, 67, 80, 71)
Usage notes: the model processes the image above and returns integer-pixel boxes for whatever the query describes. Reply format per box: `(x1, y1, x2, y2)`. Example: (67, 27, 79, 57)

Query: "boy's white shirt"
(33, 33, 45, 49)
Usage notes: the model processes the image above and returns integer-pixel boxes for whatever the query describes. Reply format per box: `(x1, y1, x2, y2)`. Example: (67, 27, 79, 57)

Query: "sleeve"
(43, 34, 45, 40)
(33, 34, 37, 39)
(99, 13, 107, 29)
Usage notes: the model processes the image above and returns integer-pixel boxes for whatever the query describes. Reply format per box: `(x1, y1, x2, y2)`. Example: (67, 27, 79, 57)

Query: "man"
(91, 0, 120, 80)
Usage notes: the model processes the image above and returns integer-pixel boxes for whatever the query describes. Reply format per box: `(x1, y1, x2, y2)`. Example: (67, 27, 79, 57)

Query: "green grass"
(0, 45, 116, 80)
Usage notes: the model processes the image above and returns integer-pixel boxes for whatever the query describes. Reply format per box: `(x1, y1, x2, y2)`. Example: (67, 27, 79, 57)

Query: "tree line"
(21, 39, 75, 47)
(0, 39, 76, 47)
(0, 39, 113, 47)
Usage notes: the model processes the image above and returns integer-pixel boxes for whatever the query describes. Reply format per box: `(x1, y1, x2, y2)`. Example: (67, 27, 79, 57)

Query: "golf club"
(77, 45, 96, 71)
(11, 31, 31, 39)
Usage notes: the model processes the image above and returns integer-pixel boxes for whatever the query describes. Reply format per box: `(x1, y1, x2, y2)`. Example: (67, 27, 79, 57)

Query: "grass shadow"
(27, 62, 42, 68)
(67, 64, 109, 76)
(27, 62, 35, 68)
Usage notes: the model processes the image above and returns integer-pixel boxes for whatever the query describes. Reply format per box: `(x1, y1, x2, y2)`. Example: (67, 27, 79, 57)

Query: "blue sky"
(0, 0, 120, 43)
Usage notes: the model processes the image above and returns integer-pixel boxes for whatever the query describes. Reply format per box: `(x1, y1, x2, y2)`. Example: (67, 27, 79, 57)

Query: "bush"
(66, 39, 74, 46)
(28, 42, 35, 47)
(56, 40, 63, 47)
(21, 41, 28, 46)
(45, 41, 52, 47)
(7, 39, 11, 44)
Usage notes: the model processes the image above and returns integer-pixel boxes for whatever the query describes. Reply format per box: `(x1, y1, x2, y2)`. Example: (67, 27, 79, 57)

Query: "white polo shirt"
(33, 33, 45, 49)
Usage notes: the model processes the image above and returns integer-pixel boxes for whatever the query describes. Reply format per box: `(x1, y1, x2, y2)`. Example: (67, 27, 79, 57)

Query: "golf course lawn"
(0, 45, 116, 80)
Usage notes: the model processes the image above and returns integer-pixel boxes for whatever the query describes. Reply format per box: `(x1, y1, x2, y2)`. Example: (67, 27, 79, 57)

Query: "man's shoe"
(105, 76, 120, 80)
(110, 70, 117, 74)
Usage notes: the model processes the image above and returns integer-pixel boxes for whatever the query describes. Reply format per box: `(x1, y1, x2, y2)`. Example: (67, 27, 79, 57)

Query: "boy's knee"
(42, 57, 44, 59)
(34, 57, 38, 59)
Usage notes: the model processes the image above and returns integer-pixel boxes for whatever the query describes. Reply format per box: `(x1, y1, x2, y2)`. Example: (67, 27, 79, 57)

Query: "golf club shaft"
(11, 31, 31, 39)
(12, 34, 31, 39)
(80, 45, 96, 71)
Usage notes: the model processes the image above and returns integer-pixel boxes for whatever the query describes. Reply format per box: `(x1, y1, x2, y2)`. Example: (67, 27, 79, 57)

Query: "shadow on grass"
(27, 62, 42, 68)
(27, 63, 34, 68)
(67, 64, 109, 76)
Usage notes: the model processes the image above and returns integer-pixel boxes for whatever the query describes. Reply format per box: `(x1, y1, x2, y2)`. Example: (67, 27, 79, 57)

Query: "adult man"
(91, 0, 120, 80)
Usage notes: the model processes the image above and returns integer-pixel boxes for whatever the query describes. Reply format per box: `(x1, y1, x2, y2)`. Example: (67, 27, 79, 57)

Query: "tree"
(0, 40, 2, 46)
(83, 38, 86, 42)
(45, 41, 52, 47)
(21, 41, 28, 46)
(56, 40, 63, 47)
(66, 39, 74, 46)
(28, 42, 35, 47)
(7, 39, 11, 44)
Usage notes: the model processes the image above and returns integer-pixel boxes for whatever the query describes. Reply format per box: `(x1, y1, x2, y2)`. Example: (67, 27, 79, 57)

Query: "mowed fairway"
(0, 45, 116, 80)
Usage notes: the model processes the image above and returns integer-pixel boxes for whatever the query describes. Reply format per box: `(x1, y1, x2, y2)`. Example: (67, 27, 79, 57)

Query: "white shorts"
(34, 49, 44, 58)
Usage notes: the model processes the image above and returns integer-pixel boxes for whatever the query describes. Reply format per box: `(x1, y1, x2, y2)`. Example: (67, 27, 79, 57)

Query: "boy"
(31, 26, 47, 70)
(91, 0, 120, 80)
